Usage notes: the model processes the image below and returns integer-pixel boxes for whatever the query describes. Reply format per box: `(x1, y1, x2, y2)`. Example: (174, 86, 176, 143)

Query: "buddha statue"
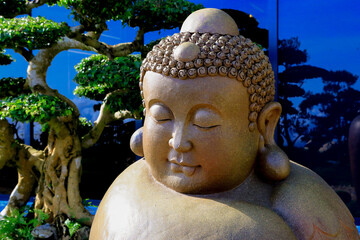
(90, 8, 359, 240)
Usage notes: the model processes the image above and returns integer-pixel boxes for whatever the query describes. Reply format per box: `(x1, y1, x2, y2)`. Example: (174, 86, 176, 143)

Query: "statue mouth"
(169, 158, 200, 177)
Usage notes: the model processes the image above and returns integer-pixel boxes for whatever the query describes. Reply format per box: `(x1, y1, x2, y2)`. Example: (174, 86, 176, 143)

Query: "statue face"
(143, 71, 259, 194)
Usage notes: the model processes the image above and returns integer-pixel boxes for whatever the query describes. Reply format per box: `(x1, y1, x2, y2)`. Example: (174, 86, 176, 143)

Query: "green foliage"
(0, 16, 70, 50)
(52, 0, 202, 32)
(64, 218, 81, 237)
(78, 117, 92, 136)
(0, 0, 27, 18)
(121, 0, 203, 32)
(82, 198, 96, 208)
(46, 0, 60, 5)
(0, 50, 13, 65)
(0, 94, 73, 123)
(74, 54, 142, 115)
(56, 0, 135, 27)
(222, 9, 269, 49)
(0, 77, 30, 98)
(0, 206, 49, 240)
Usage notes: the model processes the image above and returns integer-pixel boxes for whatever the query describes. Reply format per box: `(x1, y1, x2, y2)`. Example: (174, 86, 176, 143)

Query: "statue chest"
(99, 183, 296, 240)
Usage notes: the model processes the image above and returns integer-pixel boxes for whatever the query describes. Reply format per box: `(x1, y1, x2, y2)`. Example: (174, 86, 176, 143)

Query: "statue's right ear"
(130, 127, 144, 157)
(256, 102, 290, 182)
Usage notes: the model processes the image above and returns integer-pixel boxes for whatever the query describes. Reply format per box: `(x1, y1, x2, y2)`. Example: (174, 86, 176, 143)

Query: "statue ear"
(257, 102, 282, 145)
(130, 127, 144, 157)
(256, 102, 290, 181)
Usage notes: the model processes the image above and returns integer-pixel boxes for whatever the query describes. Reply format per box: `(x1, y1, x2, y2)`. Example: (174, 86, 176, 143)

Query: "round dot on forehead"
(174, 42, 200, 62)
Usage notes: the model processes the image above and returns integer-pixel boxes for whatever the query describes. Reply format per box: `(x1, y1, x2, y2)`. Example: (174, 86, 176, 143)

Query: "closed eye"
(193, 124, 220, 129)
(192, 107, 222, 130)
(156, 118, 172, 122)
(149, 103, 173, 123)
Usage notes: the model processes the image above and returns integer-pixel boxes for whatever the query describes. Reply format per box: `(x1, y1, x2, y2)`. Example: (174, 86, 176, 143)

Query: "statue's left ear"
(257, 102, 282, 145)
(256, 102, 290, 181)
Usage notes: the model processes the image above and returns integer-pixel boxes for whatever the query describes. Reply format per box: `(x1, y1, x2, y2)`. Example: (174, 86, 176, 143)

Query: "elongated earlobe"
(256, 102, 290, 181)
(130, 127, 144, 157)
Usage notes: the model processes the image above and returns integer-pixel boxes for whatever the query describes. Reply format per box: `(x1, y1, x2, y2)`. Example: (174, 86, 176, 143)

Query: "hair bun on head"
(180, 8, 239, 36)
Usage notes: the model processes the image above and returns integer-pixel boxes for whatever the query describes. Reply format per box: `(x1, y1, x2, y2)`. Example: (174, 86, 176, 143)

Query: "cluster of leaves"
(0, 0, 27, 18)
(78, 117, 92, 137)
(0, 94, 73, 124)
(0, 77, 30, 98)
(64, 218, 81, 237)
(64, 199, 96, 236)
(222, 9, 269, 49)
(56, 0, 135, 27)
(277, 37, 312, 147)
(82, 198, 96, 208)
(277, 36, 360, 156)
(73, 54, 142, 115)
(0, 206, 49, 240)
(278, 37, 307, 67)
(299, 70, 360, 147)
(0, 16, 70, 50)
(121, 0, 203, 32)
(0, 50, 13, 65)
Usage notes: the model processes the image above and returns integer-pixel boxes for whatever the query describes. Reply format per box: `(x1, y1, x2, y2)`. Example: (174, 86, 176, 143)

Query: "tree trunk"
(24, 38, 96, 225)
(0, 119, 43, 218)
(281, 113, 294, 148)
(35, 118, 93, 225)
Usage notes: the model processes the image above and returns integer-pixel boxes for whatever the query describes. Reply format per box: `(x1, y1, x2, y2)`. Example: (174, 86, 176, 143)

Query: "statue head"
(132, 8, 290, 194)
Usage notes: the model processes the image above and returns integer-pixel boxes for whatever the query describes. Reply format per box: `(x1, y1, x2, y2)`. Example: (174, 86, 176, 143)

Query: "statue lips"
(168, 157, 200, 177)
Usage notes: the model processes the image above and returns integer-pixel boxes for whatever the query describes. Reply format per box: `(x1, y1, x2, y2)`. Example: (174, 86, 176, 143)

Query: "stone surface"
(129, 127, 144, 157)
(173, 42, 200, 62)
(72, 226, 90, 240)
(90, 8, 360, 240)
(349, 115, 360, 205)
(31, 223, 57, 240)
(181, 8, 239, 35)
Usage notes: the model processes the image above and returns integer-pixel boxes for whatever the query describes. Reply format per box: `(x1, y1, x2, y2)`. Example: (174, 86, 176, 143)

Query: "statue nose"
(169, 127, 192, 152)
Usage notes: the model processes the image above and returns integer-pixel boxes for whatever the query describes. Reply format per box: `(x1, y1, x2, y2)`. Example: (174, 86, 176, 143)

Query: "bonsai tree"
(277, 37, 360, 156)
(299, 70, 360, 162)
(278, 37, 330, 149)
(0, 0, 202, 226)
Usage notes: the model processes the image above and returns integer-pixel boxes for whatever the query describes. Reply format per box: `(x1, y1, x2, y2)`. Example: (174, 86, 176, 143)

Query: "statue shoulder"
(90, 159, 151, 239)
(97, 159, 150, 205)
(271, 161, 359, 240)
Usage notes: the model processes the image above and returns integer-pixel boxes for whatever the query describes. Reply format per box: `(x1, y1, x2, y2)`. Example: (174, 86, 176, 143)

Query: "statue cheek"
(143, 120, 173, 156)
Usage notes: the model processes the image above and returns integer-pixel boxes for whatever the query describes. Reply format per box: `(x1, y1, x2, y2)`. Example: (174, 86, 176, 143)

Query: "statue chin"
(150, 167, 246, 195)
(89, 8, 359, 240)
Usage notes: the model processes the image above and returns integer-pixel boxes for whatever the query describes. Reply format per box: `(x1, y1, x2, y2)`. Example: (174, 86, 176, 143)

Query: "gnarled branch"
(81, 90, 134, 149)
(67, 26, 145, 59)
(27, 36, 96, 117)
(14, 47, 34, 62)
